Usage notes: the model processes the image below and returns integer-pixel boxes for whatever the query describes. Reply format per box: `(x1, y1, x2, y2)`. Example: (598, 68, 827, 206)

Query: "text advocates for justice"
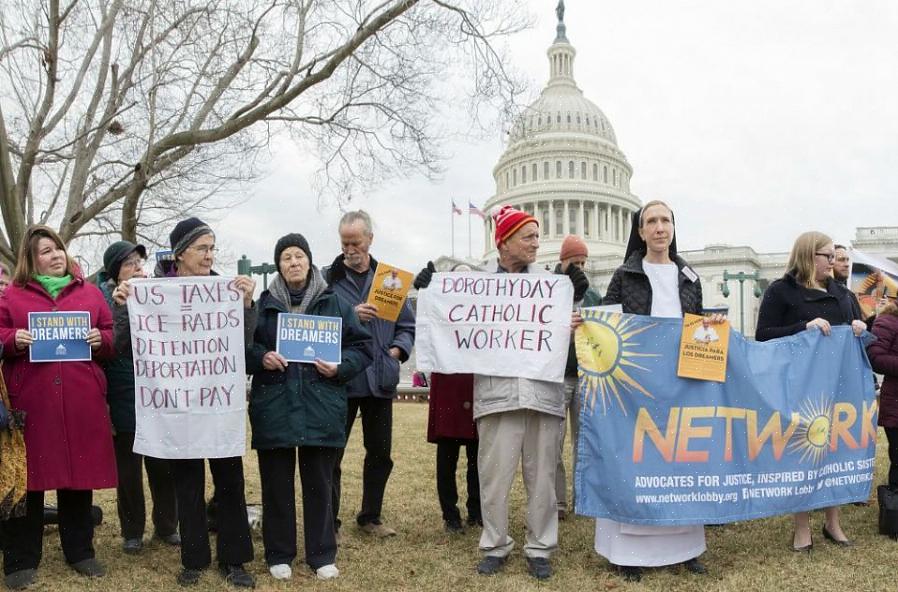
(415, 272, 573, 383)
(128, 276, 247, 459)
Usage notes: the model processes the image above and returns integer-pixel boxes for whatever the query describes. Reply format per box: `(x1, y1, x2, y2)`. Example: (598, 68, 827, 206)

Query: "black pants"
(333, 397, 393, 528)
(169, 457, 253, 570)
(1, 490, 94, 575)
(435, 439, 481, 523)
(113, 431, 178, 539)
(886, 428, 898, 488)
(258, 447, 339, 569)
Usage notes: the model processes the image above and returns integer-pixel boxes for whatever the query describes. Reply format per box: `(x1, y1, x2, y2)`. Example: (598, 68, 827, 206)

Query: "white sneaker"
(316, 564, 339, 580)
(269, 564, 292, 580)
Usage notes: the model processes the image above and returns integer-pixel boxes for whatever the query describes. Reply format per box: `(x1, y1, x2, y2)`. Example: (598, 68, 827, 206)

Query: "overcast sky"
(214, 0, 898, 276)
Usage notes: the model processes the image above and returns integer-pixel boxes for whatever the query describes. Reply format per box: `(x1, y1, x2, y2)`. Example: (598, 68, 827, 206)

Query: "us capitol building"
(434, 2, 898, 338)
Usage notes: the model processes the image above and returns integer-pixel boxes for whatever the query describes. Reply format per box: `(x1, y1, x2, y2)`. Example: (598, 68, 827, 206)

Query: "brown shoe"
(359, 522, 397, 538)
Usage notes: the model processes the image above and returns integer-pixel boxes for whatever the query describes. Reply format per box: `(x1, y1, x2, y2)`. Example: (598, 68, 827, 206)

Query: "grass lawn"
(30, 402, 896, 591)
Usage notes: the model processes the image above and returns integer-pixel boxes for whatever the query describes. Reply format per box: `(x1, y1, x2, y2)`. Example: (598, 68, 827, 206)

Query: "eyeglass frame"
(814, 252, 835, 262)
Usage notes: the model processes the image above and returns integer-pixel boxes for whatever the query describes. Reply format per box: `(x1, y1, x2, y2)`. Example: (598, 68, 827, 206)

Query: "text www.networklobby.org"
(635, 491, 739, 504)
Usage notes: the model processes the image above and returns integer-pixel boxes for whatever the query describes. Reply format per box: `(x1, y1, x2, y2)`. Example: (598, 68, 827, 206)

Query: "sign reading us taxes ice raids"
(415, 272, 573, 383)
(365, 261, 413, 322)
(575, 310, 877, 526)
(276, 313, 342, 364)
(28, 311, 91, 362)
(127, 276, 247, 460)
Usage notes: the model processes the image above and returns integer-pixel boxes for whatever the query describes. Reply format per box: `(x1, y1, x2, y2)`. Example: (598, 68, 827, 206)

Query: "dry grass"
(30, 403, 897, 591)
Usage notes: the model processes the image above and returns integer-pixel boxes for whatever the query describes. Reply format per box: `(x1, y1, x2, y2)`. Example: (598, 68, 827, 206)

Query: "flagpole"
(450, 199, 455, 258)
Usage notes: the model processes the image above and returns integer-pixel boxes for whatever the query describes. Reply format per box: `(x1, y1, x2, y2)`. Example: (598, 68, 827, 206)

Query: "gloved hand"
(414, 261, 436, 290)
(565, 264, 589, 302)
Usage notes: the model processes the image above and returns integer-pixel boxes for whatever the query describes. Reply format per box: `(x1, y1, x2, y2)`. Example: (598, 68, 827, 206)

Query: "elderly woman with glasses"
(756, 231, 866, 552)
(96, 241, 178, 556)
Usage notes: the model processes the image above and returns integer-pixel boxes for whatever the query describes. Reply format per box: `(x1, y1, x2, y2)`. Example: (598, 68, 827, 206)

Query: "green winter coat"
(246, 288, 372, 449)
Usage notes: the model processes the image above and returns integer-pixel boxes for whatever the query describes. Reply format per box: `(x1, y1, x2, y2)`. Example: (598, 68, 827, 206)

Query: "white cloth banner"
(415, 272, 572, 383)
(129, 276, 247, 459)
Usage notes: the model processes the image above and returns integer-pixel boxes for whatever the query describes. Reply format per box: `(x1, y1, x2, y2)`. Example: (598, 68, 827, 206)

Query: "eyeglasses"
(815, 252, 835, 262)
(120, 257, 145, 270)
(188, 245, 217, 255)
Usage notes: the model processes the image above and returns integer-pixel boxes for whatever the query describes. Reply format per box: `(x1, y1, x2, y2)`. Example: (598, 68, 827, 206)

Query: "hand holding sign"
(231, 275, 256, 308)
(113, 280, 131, 305)
(314, 359, 338, 378)
(262, 351, 288, 372)
(14, 329, 33, 351)
(86, 327, 102, 350)
(355, 303, 377, 322)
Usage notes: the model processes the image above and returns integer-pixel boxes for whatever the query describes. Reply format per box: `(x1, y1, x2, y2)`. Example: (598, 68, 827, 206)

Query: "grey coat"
(472, 260, 567, 420)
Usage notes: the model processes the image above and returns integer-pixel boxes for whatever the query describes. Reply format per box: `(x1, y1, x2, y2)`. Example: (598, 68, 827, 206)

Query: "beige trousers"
(477, 409, 562, 559)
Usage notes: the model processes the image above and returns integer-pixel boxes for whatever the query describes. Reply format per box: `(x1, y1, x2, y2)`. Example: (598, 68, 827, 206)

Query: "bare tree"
(0, 0, 528, 262)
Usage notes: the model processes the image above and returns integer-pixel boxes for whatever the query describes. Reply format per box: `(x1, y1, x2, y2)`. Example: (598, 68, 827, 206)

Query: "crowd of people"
(0, 201, 893, 589)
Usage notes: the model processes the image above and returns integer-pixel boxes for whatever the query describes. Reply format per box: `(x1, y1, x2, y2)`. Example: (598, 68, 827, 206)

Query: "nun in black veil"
(595, 200, 708, 581)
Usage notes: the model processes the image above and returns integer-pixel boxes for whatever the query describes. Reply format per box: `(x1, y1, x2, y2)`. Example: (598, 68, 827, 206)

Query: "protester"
(414, 262, 482, 534)
(756, 231, 866, 552)
(246, 233, 371, 581)
(597, 201, 708, 582)
(0, 225, 116, 589)
(0, 262, 10, 294)
(868, 299, 898, 490)
(415, 205, 583, 580)
(553, 235, 600, 519)
(97, 241, 179, 555)
(832, 245, 851, 286)
(324, 211, 415, 539)
(113, 217, 257, 588)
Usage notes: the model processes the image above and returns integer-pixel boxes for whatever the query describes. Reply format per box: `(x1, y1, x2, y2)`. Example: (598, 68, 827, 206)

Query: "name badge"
(681, 266, 699, 283)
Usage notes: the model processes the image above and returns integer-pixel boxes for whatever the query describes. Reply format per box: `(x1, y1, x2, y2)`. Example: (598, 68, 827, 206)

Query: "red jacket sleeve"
(868, 315, 898, 377)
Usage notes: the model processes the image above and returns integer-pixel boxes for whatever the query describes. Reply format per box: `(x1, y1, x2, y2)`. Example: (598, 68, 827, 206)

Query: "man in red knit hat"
(472, 206, 578, 580)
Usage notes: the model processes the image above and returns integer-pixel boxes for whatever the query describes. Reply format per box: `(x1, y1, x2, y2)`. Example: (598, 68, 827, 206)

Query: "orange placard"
(677, 313, 730, 382)
(365, 262, 413, 322)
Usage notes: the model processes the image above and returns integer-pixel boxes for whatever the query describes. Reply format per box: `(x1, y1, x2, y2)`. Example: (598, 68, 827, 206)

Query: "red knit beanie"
(560, 235, 588, 260)
(493, 205, 538, 246)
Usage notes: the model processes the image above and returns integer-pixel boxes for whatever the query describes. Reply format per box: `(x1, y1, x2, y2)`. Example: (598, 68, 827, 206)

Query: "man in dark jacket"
(323, 211, 415, 538)
(553, 235, 601, 520)
(98, 241, 178, 555)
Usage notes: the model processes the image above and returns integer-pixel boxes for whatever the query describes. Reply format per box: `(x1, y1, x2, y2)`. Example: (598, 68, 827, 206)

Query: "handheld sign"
(128, 276, 247, 459)
(28, 311, 92, 362)
(276, 314, 342, 364)
(677, 313, 730, 382)
(365, 262, 413, 322)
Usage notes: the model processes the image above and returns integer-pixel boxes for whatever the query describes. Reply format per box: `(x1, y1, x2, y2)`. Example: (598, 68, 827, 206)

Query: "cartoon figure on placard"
(692, 317, 720, 344)
(382, 269, 403, 291)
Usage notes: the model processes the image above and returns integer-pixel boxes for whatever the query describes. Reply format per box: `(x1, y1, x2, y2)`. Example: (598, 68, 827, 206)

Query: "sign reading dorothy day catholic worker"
(575, 310, 877, 525)
(128, 277, 247, 459)
(28, 311, 91, 362)
(415, 272, 573, 383)
(276, 313, 342, 364)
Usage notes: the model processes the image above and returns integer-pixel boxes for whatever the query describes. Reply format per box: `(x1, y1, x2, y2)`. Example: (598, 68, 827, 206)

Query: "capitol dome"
(482, 0, 642, 270)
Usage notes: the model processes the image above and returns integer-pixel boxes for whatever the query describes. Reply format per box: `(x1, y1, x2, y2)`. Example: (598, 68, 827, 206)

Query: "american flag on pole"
(451, 201, 463, 215)
(468, 202, 486, 219)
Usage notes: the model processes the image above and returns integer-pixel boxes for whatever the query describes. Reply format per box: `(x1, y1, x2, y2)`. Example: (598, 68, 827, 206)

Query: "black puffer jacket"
(602, 251, 703, 315)
(755, 273, 860, 342)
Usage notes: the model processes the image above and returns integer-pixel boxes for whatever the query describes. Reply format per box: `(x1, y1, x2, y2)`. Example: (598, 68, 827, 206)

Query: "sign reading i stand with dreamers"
(28, 311, 91, 362)
(276, 313, 342, 364)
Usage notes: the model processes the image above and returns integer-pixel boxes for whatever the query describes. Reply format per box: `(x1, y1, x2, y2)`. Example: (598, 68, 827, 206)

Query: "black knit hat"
(274, 233, 312, 276)
(103, 241, 147, 282)
(170, 217, 214, 256)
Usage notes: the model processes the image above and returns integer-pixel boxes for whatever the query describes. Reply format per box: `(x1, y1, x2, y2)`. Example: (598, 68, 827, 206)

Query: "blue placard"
(28, 311, 92, 363)
(276, 314, 342, 364)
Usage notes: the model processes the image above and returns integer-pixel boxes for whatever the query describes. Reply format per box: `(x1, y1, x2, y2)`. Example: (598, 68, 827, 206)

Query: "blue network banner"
(574, 311, 877, 526)
(276, 313, 342, 365)
(28, 311, 92, 363)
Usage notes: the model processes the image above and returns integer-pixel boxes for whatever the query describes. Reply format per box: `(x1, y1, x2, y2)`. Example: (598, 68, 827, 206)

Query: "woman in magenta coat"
(867, 300, 898, 489)
(0, 225, 116, 589)
(427, 372, 480, 532)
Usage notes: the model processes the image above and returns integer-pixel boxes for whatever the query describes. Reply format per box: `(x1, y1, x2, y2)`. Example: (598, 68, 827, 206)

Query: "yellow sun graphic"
(576, 311, 659, 416)
(788, 395, 834, 464)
